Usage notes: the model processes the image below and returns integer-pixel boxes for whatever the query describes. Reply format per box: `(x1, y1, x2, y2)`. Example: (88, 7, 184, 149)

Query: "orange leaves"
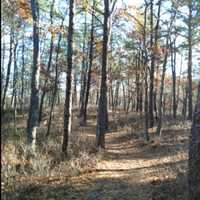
(95, 40, 103, 53)
(48, 26, 65, 37)
(76, 0, 90, 11)
(151, 43, 167, 57)
(118, 6, 143, 30)
(18, 0, 32, 20)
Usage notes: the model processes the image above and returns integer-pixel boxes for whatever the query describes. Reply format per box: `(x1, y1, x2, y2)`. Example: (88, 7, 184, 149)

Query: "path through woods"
(9, 111, 189, 200)
(71, 125, 188, 200)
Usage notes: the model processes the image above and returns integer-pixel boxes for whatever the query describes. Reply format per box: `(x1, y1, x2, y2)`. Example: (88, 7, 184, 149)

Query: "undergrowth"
(1, 125, 99, 197)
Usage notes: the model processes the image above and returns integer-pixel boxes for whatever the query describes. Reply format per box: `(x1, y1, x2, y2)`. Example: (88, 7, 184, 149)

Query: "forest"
(1, 0, 200, 199)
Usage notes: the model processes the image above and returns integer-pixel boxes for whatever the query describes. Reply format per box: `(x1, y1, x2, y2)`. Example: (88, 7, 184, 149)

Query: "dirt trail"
(68, 126, 188, 200)
(4, 115, 189, 200)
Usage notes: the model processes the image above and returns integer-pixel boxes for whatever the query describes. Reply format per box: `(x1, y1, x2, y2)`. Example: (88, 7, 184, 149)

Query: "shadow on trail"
(103, 130, 188, 161)
(2, 171, 187, 200)
(95, 159, 186, 173)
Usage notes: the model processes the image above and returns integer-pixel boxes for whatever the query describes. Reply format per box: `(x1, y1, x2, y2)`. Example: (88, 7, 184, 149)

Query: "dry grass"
(1, 109, 99, 200)
(1, 108, 191, 200)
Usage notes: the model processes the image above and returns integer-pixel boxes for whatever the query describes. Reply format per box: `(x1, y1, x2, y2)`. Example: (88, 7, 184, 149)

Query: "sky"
(119, 0, 200, 79)
(2, 0, 199, 91)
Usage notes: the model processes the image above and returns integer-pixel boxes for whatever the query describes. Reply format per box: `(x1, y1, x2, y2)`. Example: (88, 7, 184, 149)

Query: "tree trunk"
(11, 40, 18, 107)
(149, 0, 162, 127)
(96, 0, 109, 148)
(21, 33, 25, 111)
(153, 90, 158, 120)
(73, 72, 77, 107)
(143, 0, 149, 141)
(149, 0, 155, 128)
(83, 0, 95, 124)
(96, 88, 99, 106)
(13, 93, 17, 134)
(62, 0, 74, 155)
(156, 40, 169, 136)
(182, 87, 188, 119)
(46, 19, 63, 137)
(188, 87, 200, 199)
(79, 12, 88, 119)
(38, 0, 55, 123)
(1, 39, 6, 101)
(2, 29, 14, 112)
(197, 82, 200, 104)
(114, 80, 120, 110)
(156, 10, 176, 136)
(122, 81, 126, 111)
(187, 2, 193, 120)
(176, 54, 183, 116)
(171, 38, 177, 119)
(27, 0, 40, 151)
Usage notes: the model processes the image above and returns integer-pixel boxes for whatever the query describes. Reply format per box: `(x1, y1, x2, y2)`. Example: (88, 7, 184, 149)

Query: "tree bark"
(2, 29, 14, 112)
(197, 82, 200, 104)
(176, 54, 183, 116)
(46, 19, 63, 137)
(149, 0, 155, 128)
(182, 87, 188, 119)
(187, 1, 193, 120)
(27, 0, 40, 151)
(79, 12, 88, 119)
(143, 0, 149, 141)
(171, 38, 177, 119)
(21, 33, 25, 111)
(188, 85, 200, 200)
(11, 40, 18, 107)
(1, 39, 6, 101)
(149, 0, 162, 127)
(83, 0, 95, 125)
(156, 39, 169, 136)
(156, 10, 176, 136)
(38, 0, 55, 123)
(96, 0, 109, 148)
(62, 0, 74, 155)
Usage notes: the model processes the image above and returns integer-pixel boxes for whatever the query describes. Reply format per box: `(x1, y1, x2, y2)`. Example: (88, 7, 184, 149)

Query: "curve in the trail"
(69, 128, 188, 200)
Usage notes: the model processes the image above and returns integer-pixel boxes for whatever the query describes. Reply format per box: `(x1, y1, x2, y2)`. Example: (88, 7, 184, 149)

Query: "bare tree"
(187, 0, 193, 120)
(96, 0, 110, 148)
(156, 9, 176, 136)
(83, 0, 95, 125)
(188, 82, 200, 199)
(46, 19, 64, 137)
(2, 28, 14, 112)
(38, 0, 55, 123)
(62, 0, 74, 155)
(27, 0, 40, 150)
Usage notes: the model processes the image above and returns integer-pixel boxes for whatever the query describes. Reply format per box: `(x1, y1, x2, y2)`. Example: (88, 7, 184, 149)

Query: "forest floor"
(2, 108, 190, 200)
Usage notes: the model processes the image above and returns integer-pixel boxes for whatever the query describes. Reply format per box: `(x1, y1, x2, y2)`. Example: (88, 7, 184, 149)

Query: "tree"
(188, 82, 200, 199)
(170, 37, 177, 119)
(187, 0, 193, 120)
(178, 0, 200, 120)
(38, 0, 55, 123)
(1, 28, 14, 112)
(96, 0, 110, 148)
(11, 39, 18, 107)
(79, 10, 88, 121)
(83, 0, 95, 125)
(148, 0, 155, 128)
(20, 29, 26, 111)
(156, 6, 177, 136)
(27, 0, 40, 150)
(143, 0, 150, 141)
(46, 19, 64, 137)
(62, 0, 74, 155)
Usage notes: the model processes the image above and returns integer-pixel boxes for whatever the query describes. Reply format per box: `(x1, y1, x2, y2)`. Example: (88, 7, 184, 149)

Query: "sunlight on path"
(69, 128, 188, 200)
